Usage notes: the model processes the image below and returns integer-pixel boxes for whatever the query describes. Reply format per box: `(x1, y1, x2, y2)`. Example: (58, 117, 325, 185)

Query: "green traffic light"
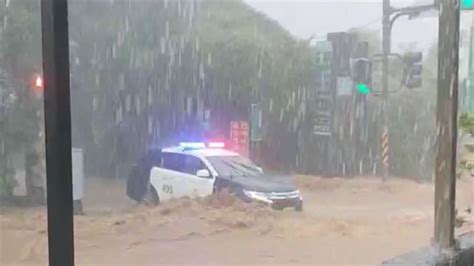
(462, 0, 474, 9)
(356, 83, 370, 95)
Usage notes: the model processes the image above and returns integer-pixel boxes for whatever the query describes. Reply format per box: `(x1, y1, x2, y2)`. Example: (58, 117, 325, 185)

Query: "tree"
(0, 0, 44, 202)
(2, 0, 441, 183)
(64, 0, 314, 177)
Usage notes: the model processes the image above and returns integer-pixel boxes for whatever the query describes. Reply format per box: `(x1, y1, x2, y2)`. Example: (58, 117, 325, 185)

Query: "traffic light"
(352, 58, 372, 95)
(402, 52, 423, 89)
(462, 0, 474, 10)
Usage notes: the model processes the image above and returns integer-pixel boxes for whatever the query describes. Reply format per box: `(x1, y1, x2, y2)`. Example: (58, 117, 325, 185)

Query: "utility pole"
(41, 0, 75, 265)
(434, 0, 459, 252)
(382, 0, 391, 180)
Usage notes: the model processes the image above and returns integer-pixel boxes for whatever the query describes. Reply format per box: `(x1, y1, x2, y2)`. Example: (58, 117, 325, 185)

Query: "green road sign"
(462, 0, 474, 10)
(356, 83, 370, 95)
(314, 41, 332, 68)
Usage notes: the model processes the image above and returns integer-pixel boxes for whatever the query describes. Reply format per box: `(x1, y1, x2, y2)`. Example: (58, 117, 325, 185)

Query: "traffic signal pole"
(434, 0, 459, 252)
(381, 0, 437, 180)
(383, 0, 460, 252)
(382, 0, 460, 254)
(382, 0, 391, 180)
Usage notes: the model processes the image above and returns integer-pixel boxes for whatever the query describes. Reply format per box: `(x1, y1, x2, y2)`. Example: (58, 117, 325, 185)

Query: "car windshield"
(206, 155, 263, 177)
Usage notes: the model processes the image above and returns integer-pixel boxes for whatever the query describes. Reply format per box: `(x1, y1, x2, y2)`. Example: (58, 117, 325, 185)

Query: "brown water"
(1, 176, 473, 266)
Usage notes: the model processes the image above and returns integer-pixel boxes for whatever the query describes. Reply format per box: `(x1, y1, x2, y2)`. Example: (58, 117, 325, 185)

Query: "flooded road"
(1, 176, 473, 266)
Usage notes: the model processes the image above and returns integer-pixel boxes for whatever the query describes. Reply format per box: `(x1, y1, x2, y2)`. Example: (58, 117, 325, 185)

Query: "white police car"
(126, 142, 303, 211)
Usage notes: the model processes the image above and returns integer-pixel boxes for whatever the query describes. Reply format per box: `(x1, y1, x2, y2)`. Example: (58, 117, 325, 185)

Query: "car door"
(127, 149, 162, 202)
(181, 155, 214, 198)
(150, 152, 189, 202)
(149, 152, 214, 201)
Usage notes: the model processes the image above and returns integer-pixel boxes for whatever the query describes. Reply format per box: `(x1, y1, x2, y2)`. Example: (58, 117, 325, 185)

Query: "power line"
(349, 16, 382, 31)
(307, 17, 383, 43)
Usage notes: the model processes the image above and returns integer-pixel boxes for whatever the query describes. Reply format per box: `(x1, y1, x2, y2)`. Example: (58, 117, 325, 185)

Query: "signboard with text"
(313, 40, 333, 137)
(336, 76, 353, 96)
(230, 121, 249, 157)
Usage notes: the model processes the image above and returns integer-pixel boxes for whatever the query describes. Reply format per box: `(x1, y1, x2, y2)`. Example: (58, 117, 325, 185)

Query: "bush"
(460, 112, 474, 136)
(0, 174, 15, 199)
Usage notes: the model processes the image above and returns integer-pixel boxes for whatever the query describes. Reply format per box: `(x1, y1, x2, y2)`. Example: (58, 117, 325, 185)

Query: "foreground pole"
(41, 0, 75, 265)
(434, 0, 460, 252)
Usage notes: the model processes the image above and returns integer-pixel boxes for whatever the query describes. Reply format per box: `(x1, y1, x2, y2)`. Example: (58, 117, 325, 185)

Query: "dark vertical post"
(41, 0, 75, 265)
(434, 0, 459, 251)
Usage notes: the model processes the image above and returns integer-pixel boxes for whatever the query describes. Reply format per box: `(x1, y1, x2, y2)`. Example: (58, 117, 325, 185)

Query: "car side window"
(147, 149, 162, 167)
(182, 155, 206, 176)
(162, 153, 185, 172)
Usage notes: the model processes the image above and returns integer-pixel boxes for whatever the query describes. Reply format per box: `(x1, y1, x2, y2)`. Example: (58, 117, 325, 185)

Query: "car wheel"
(295, 202, 303, 212)
(143, 185, 160, 206)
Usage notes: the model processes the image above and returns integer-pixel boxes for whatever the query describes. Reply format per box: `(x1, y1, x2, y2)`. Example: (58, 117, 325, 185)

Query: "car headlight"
(243, 189, 273, 204)
(295, 190, 303, 200)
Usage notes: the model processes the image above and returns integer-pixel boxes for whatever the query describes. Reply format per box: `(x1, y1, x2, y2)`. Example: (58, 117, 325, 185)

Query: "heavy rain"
(0, 0, 473, 265)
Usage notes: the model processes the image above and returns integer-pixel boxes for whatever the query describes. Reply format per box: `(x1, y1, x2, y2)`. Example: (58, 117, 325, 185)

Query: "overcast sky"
(242, 0, 440, 52)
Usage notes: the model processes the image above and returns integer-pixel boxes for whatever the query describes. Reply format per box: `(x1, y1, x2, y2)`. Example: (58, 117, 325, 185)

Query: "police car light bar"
(179, 142, 206, 150)
(179, 142, 225, 150)
(208, 142, 225, 148)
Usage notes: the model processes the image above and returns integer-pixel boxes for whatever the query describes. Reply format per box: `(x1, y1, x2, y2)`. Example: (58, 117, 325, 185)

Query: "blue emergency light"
(179, 142, 225, 150)
(179, 142, 206, 150)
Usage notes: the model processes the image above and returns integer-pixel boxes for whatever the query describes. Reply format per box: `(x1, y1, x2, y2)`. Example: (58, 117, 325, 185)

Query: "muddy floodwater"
(1, 176, 473, 266)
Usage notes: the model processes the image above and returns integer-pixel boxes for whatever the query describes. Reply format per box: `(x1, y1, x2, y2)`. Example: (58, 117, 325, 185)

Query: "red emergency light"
(208, 142, 225, 148)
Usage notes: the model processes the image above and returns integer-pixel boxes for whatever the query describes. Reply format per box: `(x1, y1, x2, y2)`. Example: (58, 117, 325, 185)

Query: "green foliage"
(465, 144, 474, 153)
(1, 0, 42, 76)
(388, 87, 436, 179)
(460, 112, 474, 136)
(1, 0, 43, 198)
(0, 174, 15, 198)
(1, 0, 441, 180)
(62, 0, 316, 176)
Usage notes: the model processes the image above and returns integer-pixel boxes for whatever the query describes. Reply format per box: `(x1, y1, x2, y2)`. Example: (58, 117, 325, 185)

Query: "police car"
(126, 142, 303, 211)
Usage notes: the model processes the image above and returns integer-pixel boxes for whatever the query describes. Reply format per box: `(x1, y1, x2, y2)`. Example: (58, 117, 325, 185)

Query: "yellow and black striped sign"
(381, 128, 389, 166)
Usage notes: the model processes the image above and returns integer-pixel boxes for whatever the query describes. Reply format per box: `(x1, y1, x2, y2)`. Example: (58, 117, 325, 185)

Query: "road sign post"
(72, 148, 84, 215)
(250, 104, 263, 142)
(250, 104, 263, 164)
